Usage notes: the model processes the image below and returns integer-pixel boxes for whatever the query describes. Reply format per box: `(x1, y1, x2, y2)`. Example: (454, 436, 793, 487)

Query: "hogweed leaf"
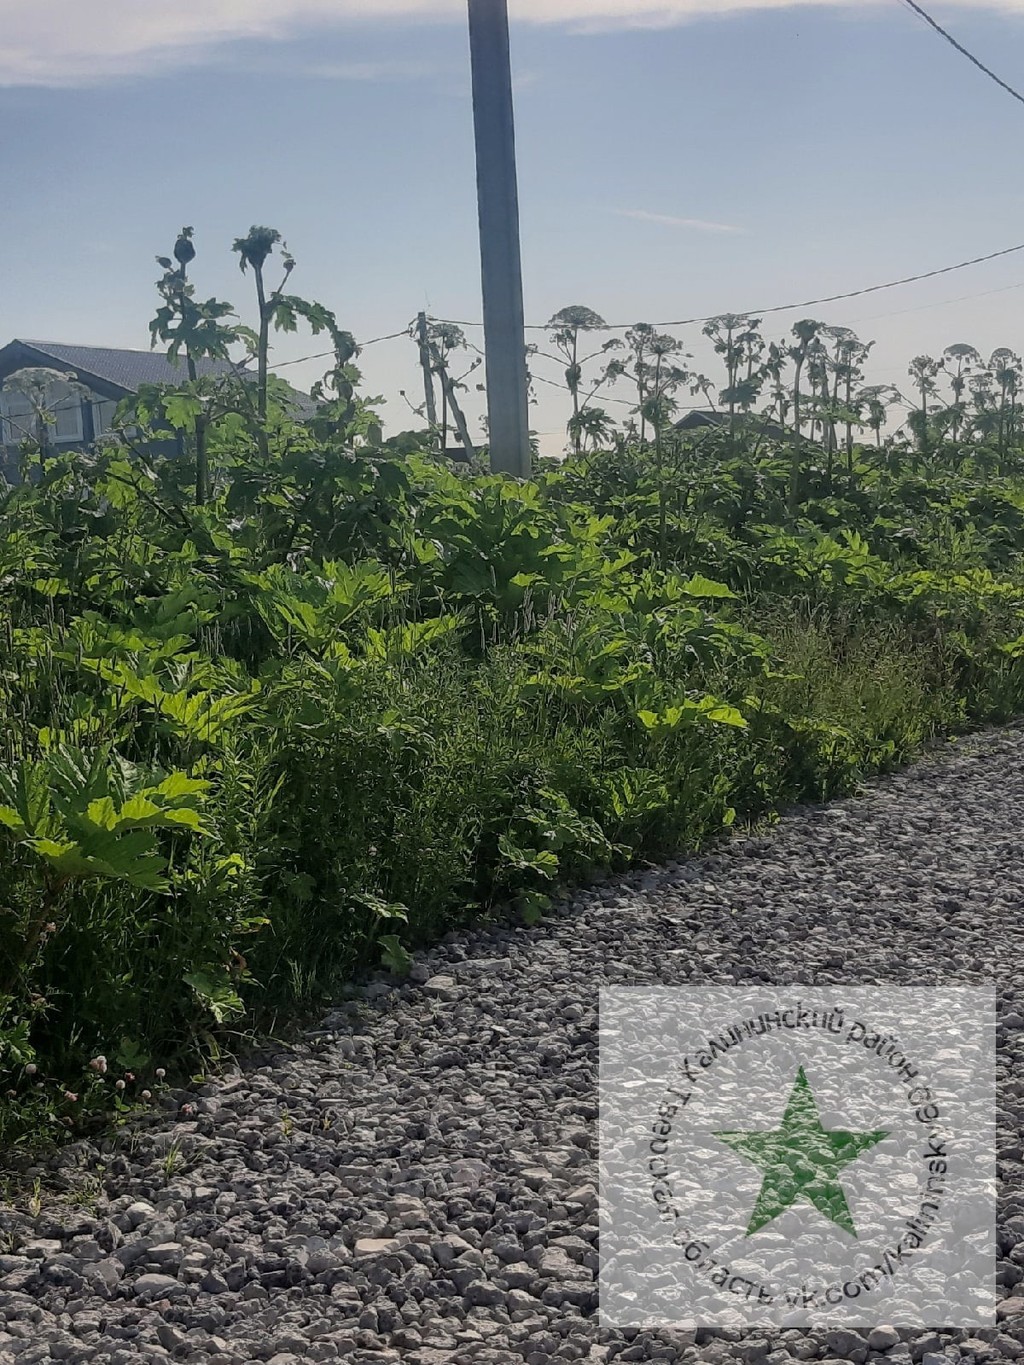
(379, 935, 413, 976)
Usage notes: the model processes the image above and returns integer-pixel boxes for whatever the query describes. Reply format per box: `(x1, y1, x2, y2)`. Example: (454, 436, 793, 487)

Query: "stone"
(422, 976, 459, 1000)
(868, 1328, 902, 1353)
(353, 1238, 401, 1258)
(130, 1273, 188, 1300)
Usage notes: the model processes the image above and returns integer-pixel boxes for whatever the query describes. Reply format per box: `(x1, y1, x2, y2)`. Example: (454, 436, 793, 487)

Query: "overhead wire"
(261, 239, 1024, 375)
(529, 372, 709, 412)
(850, 279, 1024, 325)
(530, 373, 633, 408)
(269, 326, 412, 371)
(429, 241, 1024, 332)
(897, 0, 1024, 109)
(257, 232, 1024, 408)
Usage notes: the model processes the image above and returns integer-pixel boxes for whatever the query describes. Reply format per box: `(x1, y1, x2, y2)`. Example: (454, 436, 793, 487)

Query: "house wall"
(0, 381, 181, 482)
(1, 381, 93, 480)
(0, 347, 314, 483)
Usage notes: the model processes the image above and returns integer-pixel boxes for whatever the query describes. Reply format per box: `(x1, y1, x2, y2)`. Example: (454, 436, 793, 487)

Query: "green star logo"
(713, 1066, 889, 1238)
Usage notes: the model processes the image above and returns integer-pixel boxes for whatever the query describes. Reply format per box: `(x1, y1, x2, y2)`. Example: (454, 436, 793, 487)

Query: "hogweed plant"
(1, 222, 1024, 1149)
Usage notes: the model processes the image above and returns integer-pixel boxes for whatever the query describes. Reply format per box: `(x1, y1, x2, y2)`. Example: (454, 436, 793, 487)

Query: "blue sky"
(4, 0, 1024, 451)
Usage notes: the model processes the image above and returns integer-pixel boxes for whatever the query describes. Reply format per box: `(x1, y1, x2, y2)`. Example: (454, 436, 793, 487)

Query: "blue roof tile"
(17, 340, 244, 391)
(8, 340, 317, 419)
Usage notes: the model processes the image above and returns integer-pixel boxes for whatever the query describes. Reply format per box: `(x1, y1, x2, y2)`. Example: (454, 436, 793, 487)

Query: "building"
(0, 338, 315, 470)
(674, 409, 791, 441)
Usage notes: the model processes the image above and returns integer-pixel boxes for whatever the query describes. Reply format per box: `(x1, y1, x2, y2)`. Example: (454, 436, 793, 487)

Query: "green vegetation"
(2, 228, 1024, 1148)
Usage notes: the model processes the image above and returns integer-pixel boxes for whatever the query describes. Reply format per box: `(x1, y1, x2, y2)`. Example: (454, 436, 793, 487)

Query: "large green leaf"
(184, 970, 245, 1022)
(0, 747, 212, 891)
(681, 574, 737, 600)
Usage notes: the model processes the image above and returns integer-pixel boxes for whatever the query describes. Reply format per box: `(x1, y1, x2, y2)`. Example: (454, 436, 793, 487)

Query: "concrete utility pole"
(415, 312, 439, 437)
(467, 0, 532, 478)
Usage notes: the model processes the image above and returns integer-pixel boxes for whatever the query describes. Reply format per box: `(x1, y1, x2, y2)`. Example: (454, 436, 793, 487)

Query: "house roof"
(674, 408, 791, 440)
(11, 340, 241, 393)
(0, 339, 317, 419)
(675, 409, 729, 431)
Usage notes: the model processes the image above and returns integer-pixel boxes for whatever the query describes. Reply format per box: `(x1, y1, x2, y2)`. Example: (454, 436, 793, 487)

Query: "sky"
(4, 0, 1024, 453)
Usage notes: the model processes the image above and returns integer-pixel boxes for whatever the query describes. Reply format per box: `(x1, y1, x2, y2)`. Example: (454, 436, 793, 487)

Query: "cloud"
(512, 69, 544, 92)
(613, 208, 744, 234)
(1, 0, 1021, 87)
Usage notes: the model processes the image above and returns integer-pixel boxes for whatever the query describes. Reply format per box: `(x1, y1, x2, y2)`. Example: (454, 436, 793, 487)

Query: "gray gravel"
(2, 726, 1024, 1364)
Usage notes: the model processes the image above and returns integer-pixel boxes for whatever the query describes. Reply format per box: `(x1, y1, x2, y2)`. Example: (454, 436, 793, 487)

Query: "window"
(50, 382, 84, 443)
(92, 399, 120, 438)
(0, 391, 34, 446)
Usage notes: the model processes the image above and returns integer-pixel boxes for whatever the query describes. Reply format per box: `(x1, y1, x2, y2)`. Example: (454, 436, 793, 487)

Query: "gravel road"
(1, 726, 1023, 1365)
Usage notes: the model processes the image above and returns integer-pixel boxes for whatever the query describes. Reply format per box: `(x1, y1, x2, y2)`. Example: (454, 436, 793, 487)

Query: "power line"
(897, 0, 1024, 109)
(270, 349, 333, 369)
(850, 278, 1024, 324)
(362, 327, 414, 347)
(529, 372, 711, 413)
(269, 326, 412, 371)
(201, 236, 1024, 383)
(243, 237, 1024, 372)
(430, 240, 1024, 332)
(530, 373, 634, 408)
